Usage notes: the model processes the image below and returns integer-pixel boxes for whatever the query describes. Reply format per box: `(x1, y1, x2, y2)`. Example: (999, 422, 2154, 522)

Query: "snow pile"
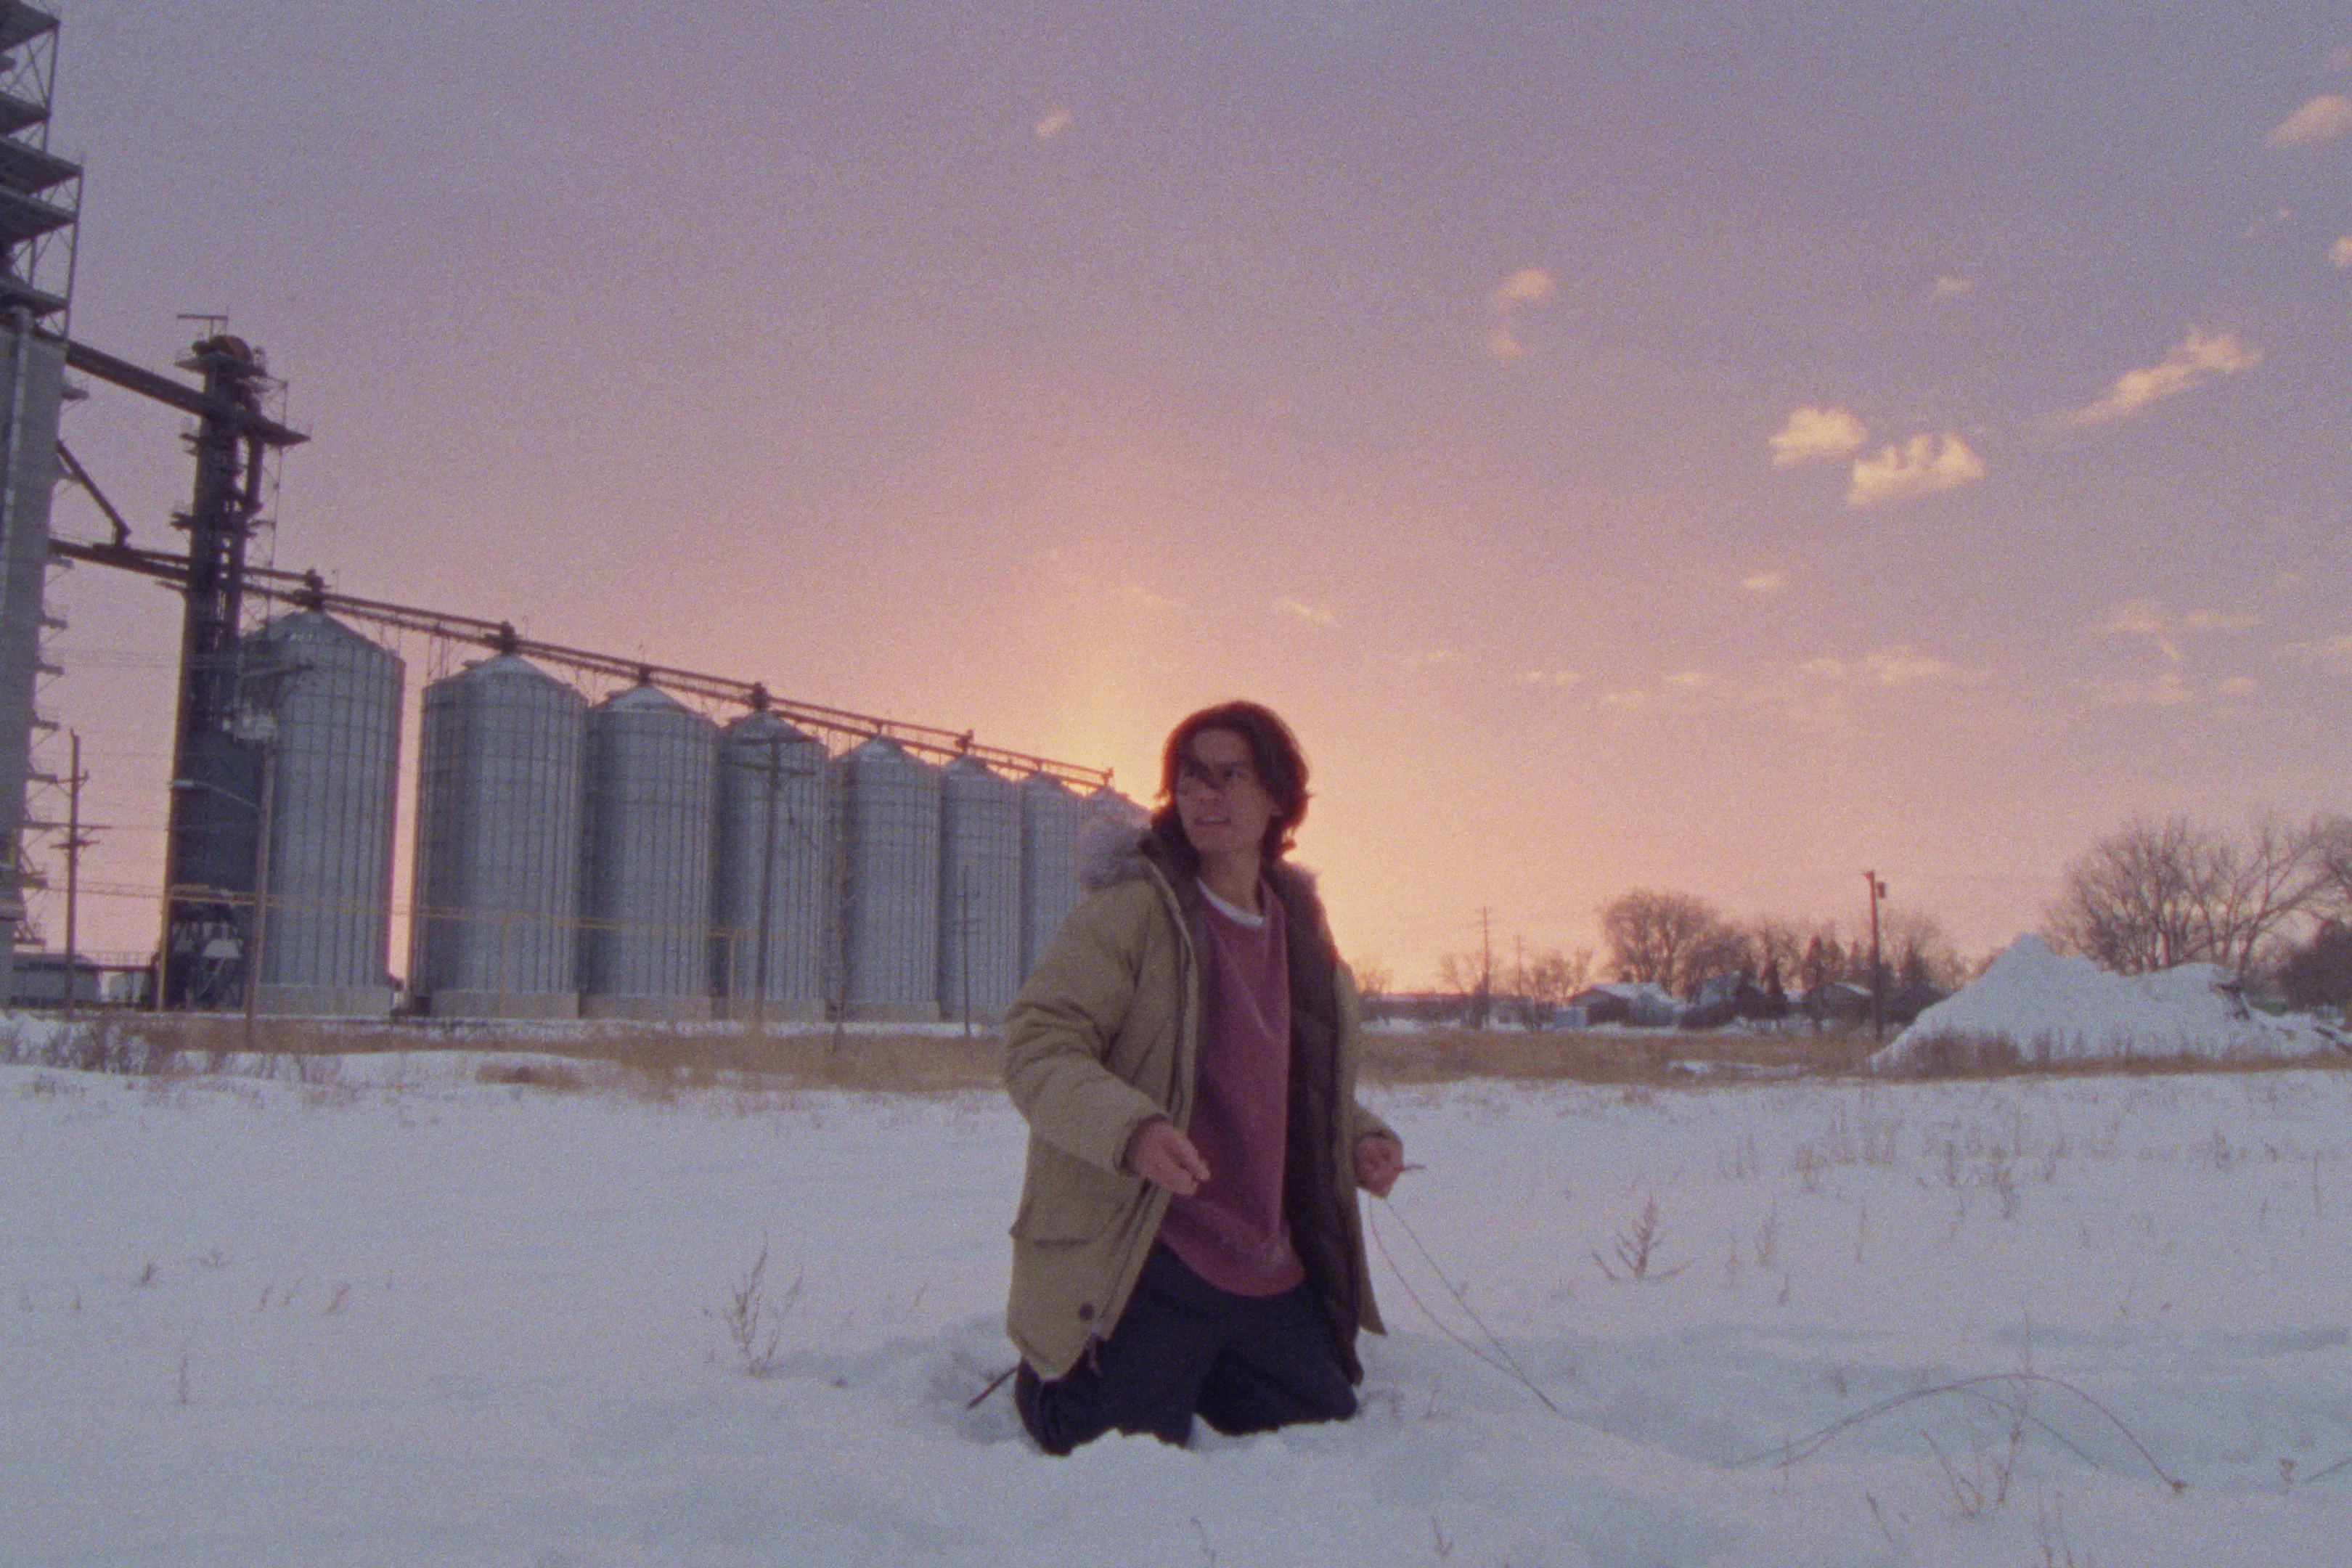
(1874, 934, 2343, 1071)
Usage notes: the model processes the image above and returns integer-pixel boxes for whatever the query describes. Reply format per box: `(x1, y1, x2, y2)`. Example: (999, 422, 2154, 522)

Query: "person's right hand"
(1124, 1117, 1212, 1196)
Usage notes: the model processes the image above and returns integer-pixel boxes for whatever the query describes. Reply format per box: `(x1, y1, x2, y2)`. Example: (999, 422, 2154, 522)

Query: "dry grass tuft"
(1356, 1027, 1882, 1086)
(16, 1010, 2351, 1093)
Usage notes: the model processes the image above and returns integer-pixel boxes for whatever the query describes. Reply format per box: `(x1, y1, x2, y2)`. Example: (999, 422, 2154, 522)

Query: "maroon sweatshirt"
(1157, 881, 1307, 1297)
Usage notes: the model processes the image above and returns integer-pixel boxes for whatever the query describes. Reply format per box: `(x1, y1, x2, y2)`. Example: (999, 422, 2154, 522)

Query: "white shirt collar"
(1199, 879, 1266, 928)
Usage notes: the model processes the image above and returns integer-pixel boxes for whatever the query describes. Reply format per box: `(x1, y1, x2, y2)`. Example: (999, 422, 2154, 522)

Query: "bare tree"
(1504, 943, 1592, 1026)
(2303, 814, 2352, 921)
(1797, 928, 1846, 995)
(1436, 949, 1490, 1028)
(2195, 812, 2314, 971)
(1744, 917, 1810, 982)
(1877, 907, 1964, 995)
(2279, 919, 2352, 1012)
(1348, 955, 1392, 1002)
(1599, 889, 1741, 997)
(2045, 813, 2313, 976)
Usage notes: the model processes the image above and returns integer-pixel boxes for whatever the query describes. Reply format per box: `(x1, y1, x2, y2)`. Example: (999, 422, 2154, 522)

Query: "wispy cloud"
(1845, 433, 1985, 507)
(1932, 275, 1975, 300)
(1861, 646, 1969, 686)
(2078, 672, 2195, 709)
(2095, 597, 2170, 642)
(1582, 642, 1984, 730)
(1119, 583, 1181, 613)
(1796, 646, 1976, 690)
(2051, 327, 2260, 430)
(1034, 106, 1073, 140)
(1395, 648, 1465, 672)
(2287, 634, 2352, 678)
(1487, 266, 1556, 314)
(1482, 266, 1556, 362)
(2269, 92, 2352, 149)
(2184, 608, 2261, 632)
(2094, 597, 2261, 667)
(2245, 206, 2297, 240)
(2333, 234, 2352, 269)
(1272, 595, 1335, 626)
(1516, 668, 1578, 688)
(1740, 571, 1786, 593)
(1768, 405, 1866, 468)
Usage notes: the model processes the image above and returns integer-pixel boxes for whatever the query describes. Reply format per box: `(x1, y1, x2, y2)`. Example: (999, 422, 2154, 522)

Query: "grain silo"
(579, 682, 716, 1018)
(1018, 772, 1087, 976)
(246, 612, 403, 1017)
(836, 735, 940, 1022)
(938, 756, 1020, 1024)
(711, 710, 831, 1021)
(409, 653, 587, 1016)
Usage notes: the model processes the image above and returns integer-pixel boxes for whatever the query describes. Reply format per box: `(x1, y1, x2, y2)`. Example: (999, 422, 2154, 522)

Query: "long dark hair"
(1145, 701, 1311, 874)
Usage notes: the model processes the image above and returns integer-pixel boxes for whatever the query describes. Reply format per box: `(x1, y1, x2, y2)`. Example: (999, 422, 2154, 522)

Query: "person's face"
(1173, 727, 1278, 865)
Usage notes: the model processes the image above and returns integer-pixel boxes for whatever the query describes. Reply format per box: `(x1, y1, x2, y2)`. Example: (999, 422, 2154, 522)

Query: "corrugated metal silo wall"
(835, 737, 941, 1021)
(409, 656, 587, 1008)
(0, 329, 63, 992)
(711, 712, 832, 1016)
(1018, 773, 1087, 977)
(579, 685, 716, 1012)
(250, 613, 404, 1012)
(938, 757, 1021, 1022)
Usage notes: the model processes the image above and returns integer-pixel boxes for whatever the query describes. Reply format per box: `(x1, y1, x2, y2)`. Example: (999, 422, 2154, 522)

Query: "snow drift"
(1873, 934, 2343, 1071)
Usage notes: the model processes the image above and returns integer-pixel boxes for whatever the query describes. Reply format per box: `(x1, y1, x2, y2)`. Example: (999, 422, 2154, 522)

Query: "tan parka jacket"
(1003, 828, 1392, 1381)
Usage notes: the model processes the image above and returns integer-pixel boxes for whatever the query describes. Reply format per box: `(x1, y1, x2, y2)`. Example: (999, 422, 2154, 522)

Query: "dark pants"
(1016, 1244, 1357, 1454)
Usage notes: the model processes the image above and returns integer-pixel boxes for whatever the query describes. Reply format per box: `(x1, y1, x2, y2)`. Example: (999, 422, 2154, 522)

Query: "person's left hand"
(1353, 1132, 1405, 1198)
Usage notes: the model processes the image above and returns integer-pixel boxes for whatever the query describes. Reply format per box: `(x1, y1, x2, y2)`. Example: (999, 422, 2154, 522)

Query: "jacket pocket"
(1010, 1143, 1133, 1241)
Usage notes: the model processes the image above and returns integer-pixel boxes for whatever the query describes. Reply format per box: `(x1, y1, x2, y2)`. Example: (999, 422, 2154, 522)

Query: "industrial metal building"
(939, 755, 1021, 1024)
(409, 653, 589, 1018)
(711, 709, 831, 1022)
(0, 9, 1128, 1023)
(245, 611, 402, 1018)
(579, 682, 716, 1021)
(0, 1, 76, 1004)
(836, 736, 944, 1024)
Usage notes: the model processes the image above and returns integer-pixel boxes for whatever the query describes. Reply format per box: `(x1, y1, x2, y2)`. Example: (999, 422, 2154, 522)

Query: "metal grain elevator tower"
(0, 1, 79, 1000)
(154, 335, 308, 1008)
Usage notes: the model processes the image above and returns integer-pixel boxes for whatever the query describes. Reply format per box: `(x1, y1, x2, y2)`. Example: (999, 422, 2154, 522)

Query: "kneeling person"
(1002, 701, 1405, 1453)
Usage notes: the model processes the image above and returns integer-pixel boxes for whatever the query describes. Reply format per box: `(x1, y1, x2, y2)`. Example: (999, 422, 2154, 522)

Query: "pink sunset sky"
(28, 1, 2352, 984)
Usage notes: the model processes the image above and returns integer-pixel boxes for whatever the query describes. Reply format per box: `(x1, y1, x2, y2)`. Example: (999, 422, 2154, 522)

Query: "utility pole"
(60, 732, 96, 1022)
(1863, 870, 1887, 1043)
(724, 719, 814, 1036)
(753, 730, 782, 1034)
(242, 721, 277, 1053)
(1475, 906, 1493, 1030)
(958, 871, 973, 1039)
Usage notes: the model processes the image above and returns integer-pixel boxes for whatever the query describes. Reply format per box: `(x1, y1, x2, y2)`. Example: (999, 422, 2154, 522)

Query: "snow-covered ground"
(7, 1046, 2351, 1567)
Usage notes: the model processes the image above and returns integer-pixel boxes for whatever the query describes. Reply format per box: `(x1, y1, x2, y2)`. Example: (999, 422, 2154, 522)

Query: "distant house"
(1794, 978, 1949, 1029)
(1563, 981, 1681, 1029)
(1798, 980, 1874, 1026)
(6, 951, 103, 1010)
(1680, 972, 1790, 1029)
(1361, 989, 1482, 1027)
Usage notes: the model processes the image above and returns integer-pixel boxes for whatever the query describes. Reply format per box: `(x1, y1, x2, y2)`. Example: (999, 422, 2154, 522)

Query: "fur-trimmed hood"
(1074, 799, 1154, 893)
(1076, 812, 1324, 905)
